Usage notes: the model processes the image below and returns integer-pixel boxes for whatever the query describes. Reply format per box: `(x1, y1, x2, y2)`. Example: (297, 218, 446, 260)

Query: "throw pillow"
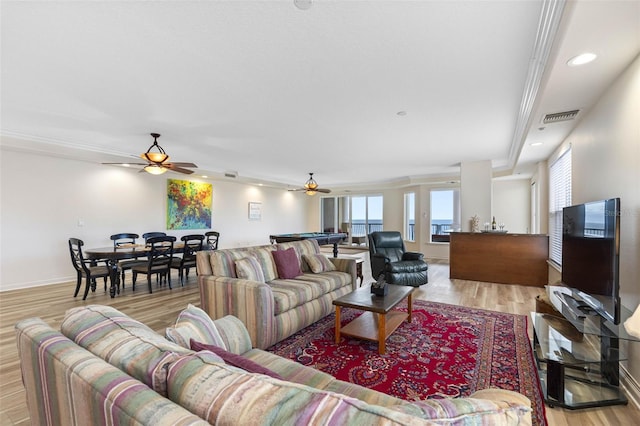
(302, 253, 336, 273)
(190, 339, 284, 380)
(234, 256, 266, 283)
(165, 304, 225, 349)
(271, 247, 302, 279)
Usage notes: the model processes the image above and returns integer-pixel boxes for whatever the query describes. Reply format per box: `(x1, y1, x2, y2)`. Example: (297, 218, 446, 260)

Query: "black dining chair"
(142, 232, 167, 242)
(205, 231, 220, 251)
(170, 234, 204, 285)
(68, 238, 111, 300)
(110, 233, 146, 287)
(131, 235, 176, 293)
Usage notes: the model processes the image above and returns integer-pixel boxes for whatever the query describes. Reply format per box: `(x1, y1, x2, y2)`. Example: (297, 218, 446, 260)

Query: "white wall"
(492, 179, 530, 234)
(554, 54, 640, 389)
(0, 149, 308, 290)
(460, 160, 493, 231)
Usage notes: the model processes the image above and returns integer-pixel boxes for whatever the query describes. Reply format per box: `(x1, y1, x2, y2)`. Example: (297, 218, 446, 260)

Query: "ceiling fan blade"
(288, 188, 305, 192)
(168, 162, 197, 168)
(102, 162, 148, 166)
(164, 164, 195, 174)
(317, 188, 331, 193)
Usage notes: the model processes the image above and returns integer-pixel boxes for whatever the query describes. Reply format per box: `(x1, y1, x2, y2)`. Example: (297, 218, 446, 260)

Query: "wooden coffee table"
(333, 284, 415, 354)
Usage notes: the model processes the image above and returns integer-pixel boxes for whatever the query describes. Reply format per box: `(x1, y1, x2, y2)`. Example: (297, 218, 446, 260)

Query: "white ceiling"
(1, 1, 639, 190)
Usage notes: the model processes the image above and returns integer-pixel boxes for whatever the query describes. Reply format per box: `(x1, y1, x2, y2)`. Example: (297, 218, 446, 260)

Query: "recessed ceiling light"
(201, 175, 208, 178)
(530, 142, 543, 146)
(567, 52, 597, 67)
(121, 163, 130, 167)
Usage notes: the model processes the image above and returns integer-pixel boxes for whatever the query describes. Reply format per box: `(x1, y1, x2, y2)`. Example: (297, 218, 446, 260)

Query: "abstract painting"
(166, 179, 212, 230)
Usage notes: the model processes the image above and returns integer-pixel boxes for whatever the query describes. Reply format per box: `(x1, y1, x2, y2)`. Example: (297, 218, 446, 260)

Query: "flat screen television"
(561, 198, 621, 324)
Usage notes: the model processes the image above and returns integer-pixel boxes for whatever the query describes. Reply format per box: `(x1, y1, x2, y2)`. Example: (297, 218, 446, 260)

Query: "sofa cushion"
(234, 256, 266, 283)
(190, 339, 284, 380)
(389, 394, 531, 425)
(272, 247, 302, 279)
(209, 248, 251, 278)
(166, 352, 429, 425)
(303, 253, 336, 273)
(269, 272, 352, 314)
(61, 305, 192, 397)
(247, 246, 278, 282)
(165, 303, 226, 349)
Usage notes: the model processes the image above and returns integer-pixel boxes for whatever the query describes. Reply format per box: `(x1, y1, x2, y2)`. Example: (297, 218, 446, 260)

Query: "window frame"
(429, 188, 460, 244)
(548, 147, 572, 266)
(404, 192, 416, 242)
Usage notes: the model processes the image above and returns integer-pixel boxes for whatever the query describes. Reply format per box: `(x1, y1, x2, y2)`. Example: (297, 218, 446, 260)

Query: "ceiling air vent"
(224, 171, 238, 178)
(542, 109, 580, 124)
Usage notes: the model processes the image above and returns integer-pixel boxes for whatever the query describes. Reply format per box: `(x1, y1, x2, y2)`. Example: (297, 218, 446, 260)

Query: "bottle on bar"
(491, 216, 497, 230)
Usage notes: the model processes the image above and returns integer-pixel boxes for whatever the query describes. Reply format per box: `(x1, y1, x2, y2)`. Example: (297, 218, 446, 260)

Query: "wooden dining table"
(84, 243, 191, 298)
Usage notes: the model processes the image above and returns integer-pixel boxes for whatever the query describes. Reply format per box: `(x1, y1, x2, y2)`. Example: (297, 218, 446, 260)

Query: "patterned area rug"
(268, 300, 547, 426)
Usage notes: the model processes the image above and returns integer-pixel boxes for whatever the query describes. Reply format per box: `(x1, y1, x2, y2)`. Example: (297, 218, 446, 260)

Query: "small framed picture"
(248, 202, 262, 221)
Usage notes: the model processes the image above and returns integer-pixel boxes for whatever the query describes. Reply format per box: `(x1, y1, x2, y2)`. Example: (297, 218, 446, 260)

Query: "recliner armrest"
(402, 251, 424, 261)
(370, 253, 391, 280)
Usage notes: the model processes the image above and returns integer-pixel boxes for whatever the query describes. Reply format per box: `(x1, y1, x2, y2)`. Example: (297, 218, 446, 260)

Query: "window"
(430, 189, 460, 243)
(320, 197, 337, 233)
(351, 195, 383, 240)
(548, 147, 572, 265)
(404, 192, 415, 241)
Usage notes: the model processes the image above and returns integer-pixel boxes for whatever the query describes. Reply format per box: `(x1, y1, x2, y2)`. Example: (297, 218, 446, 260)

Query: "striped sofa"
(196, 239, 358, 349)
(16, 305, 532, 425)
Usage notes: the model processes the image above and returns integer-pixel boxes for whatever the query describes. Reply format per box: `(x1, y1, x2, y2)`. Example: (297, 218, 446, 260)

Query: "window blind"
(548, 148, 572, 265)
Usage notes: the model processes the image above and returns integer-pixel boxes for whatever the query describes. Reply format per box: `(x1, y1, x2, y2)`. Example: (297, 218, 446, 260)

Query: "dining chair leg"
(147, 275, 153, 294)
(167, 272, 172, 290)
(82, 278, 91, 300)
(73, 273, 82, 297)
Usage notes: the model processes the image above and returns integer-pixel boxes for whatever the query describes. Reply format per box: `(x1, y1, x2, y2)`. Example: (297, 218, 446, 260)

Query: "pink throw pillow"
(190, 339, 283, 380)
(271, 247, 302, 279)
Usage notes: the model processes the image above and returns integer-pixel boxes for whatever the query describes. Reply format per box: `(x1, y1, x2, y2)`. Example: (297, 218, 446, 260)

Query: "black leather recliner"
(368, 231, 428, 287)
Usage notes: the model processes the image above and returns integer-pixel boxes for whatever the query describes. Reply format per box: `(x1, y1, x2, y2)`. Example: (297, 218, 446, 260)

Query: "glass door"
(350, 195, 383, 245)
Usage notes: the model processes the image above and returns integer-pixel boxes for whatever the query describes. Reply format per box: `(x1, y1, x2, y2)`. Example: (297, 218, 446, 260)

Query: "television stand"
(531, 287, 640, 409)
(553, 291, 598, 319)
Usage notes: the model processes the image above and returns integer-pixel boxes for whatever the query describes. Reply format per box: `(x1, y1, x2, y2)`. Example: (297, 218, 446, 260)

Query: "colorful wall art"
(167, 179, 212, 230)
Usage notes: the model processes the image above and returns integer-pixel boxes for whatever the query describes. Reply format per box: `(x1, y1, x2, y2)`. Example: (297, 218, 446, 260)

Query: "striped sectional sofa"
(196, 239, 357, 349)
(16, 304, 533, 425)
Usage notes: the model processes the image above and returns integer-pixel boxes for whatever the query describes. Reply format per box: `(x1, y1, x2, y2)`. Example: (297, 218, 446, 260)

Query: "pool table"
(269, 232, 347, 257)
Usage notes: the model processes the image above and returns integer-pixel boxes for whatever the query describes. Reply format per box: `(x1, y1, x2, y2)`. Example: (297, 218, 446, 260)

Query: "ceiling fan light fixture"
(142, 151, 169, 163)
(305, 189, 317, 196)
(304, 173, 319, 190)
(141, 133, 169, 164)
(144, 164, 168, 175)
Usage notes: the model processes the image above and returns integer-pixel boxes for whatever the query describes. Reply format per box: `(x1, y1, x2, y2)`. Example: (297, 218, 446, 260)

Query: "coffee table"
(333, 284, 415, 354)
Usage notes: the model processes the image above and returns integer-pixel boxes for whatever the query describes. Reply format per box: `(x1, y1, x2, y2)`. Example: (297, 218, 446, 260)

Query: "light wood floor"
(1, 259, 638, 425)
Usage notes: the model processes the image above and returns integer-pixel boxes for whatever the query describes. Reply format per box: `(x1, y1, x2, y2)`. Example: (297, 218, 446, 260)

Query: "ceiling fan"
(103, 133, 197, 175)
(288, 173, 331, 195)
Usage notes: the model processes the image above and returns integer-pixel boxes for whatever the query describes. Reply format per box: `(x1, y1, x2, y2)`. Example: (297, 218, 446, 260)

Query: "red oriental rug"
(267, 300, 546, 426)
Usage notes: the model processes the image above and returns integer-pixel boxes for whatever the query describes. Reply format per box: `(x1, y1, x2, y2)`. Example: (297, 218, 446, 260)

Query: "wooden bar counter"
(449, 232, 549, 287)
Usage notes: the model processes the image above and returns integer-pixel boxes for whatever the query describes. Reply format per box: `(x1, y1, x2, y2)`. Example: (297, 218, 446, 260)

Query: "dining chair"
(68, 238, 111, 300)
(110, 233, 146, 287)
(170, 234, 204, 285)
(205, 231, 220, 251)
(142, 232, 167, 242)
(131, 235, 176, 293)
